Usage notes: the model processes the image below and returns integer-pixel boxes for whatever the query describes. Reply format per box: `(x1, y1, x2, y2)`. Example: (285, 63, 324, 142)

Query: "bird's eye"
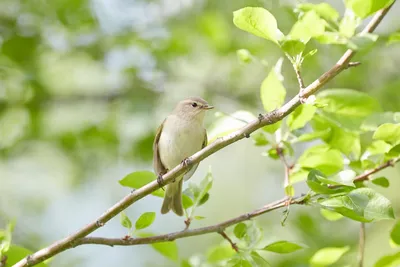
(191, 102, 198, 107)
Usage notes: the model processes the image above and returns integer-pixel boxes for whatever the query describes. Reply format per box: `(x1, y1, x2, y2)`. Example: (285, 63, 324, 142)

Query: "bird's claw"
(182, 157, 192, 167)
(157, 174, 165, 190)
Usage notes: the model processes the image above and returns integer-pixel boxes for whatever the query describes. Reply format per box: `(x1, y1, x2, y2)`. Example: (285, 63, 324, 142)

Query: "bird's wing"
(183, 129, 207, 181)
(153, 120, 168, 175)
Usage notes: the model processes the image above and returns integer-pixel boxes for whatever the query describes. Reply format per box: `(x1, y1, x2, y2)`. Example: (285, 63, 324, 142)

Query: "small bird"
(153, 97, 213, 216)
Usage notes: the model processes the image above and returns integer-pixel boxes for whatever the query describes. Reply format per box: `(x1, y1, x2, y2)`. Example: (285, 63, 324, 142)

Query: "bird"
(153, 97, 213, 216)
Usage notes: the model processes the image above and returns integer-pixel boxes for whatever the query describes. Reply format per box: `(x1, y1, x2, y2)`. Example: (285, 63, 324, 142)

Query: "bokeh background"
(1, 0, 400, 266)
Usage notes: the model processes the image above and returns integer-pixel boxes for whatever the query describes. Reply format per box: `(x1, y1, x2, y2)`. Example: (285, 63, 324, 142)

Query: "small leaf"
(344, 0, 394, 18)
(194, 215, 205, 220)
(261, 241, 304, 254)
(320, 209, 344, 221)
(152, 241, 179, 261)
(229, 257, 253, 267)
(298, 145, 343, 175)
(375, 251, 400, 267)
(251, 251, 271, 266)
(120, 212, 132, 229)
(2, 245, 48, 267)
(372, 177, 390, 188)
(391, 221, 400, 246)
(252, 132, 269, 146)
(319, 188, 395, 222)
(182, 194, 194, 209)
(135, 212, 156, 230)
(198, 193, 210, 206)
(207, 245, 236, 263)
(287, 104, 317, 131)
(388, 32, 400, 46)
(297, 3, 339, 22)
(260, 58, 286, 112)
(294, 128, 331, 143)
(373, 123, 400, 145)
(289, 11, 325, 43)
(339, 10, 359, 38)
(280, 39, 305, 58)
(234, 223, 247, 239)
(181, 259, 192, 267)
(119, 171, 164, 197)
(233, 7, 282, 44)
(310, 246, 349, 266)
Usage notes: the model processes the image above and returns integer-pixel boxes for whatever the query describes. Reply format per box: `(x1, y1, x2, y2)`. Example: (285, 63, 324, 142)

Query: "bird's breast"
(158, 117, 204, 170)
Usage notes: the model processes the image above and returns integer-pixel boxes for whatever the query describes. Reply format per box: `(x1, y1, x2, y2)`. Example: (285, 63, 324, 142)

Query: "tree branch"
(218, 231, 239, 252)
(358, 223, 366, 267)
(13, 4, 394, 267)
(74, 197, 303, 247)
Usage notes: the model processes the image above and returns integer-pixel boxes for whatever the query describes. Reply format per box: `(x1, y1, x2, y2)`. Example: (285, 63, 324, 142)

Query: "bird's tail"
(161, 179, 184, 216)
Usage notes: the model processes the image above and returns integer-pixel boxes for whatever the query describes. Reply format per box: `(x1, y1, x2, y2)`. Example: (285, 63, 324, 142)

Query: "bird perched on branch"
(153, 97, 213, 216)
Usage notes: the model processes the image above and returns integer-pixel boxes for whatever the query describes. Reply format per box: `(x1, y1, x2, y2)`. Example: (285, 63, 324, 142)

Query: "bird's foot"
(181, 157, 192, 167)
(157, 174, 165, 190)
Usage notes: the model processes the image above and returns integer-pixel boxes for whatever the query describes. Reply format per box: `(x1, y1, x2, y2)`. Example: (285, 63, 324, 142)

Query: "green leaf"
(289, 11, 325, 43)
(391, 221, 400, 246)
(198, 193, 210, 206)
(233, 7, 282, 44)
(3, 246, 47, 267)
(367, 140, 392, 155)
(182, 194, 194, 209)
(387, 144, 400, 158)
(120, 212, 132, 229)
(306, 170, 353, 194)
(339, 10, 359, 38)
(119, 171, 164, 197)
(234, 223, 247, 239)
(315, 32, 347, 45)
(320, 209, 344, 221)
(280, 39, 306, 58)
(294, 128, 331, 143)
(297, 3, 339, 22)
(260, 59, 286, 112)
(373, 123, 400, 145)
(207, 245, 236, 263)
(317, 89, 381, 130)
(362, 112, 400, 131)
(252, 132, 269, 146)
(135, 212, 156, 230)
(388, 32, 400, 45)
(236, 49, 253, 64)
(152, 241, 179, 262)
(262, 121, 282, 134)
(310, 246, 349, 266)
(375, 251, 400, 267)
(311, 114, 361, 159)
(261, 241, 304, 254)
(319, 188, 395, 222)
(298, 145, 343, 175)
(250, 251, 271, 267)
(372, 177, 390, 188)
(287, 104, 317, 131)
(194, 215, 205, 220)
(195, 171, 213, 206)
(347, 33, 378, 51)
(181, 259, 192, 267)
(229, 258, 253, 267)
(344, 0, 394, 18)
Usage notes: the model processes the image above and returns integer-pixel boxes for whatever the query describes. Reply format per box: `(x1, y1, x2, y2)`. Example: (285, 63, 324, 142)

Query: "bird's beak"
(202, 104, 214, 110)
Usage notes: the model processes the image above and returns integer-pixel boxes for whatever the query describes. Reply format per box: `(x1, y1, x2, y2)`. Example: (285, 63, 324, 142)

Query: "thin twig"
(294, 67, 307, 103)
(13, 4, 394, 267)
(218, 231, 239, 252)
(73, 197, 302, 247)
(276, 147, 292, 188)
(346, 62, 361, 68)
(329, 157, 400, 188)
(358, 223, 366, 267)
(0, 256, 7, 267)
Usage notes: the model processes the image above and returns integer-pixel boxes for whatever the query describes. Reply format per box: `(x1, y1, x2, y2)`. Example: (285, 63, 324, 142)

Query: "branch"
(276, 147, 293, 188)
(25, 156, 400, 250)
(218, 231, 239, 252)
(358, 223, 366, 267)
(73, 197, 304, 247)
(13, 4, 394, 267)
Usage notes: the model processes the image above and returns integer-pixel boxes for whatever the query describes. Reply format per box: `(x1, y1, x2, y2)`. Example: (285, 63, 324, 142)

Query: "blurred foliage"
(1, 0, 400, 266)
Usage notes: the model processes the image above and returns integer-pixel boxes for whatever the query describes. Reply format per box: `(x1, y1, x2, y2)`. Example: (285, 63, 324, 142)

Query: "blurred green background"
(1, 0, 400, 266)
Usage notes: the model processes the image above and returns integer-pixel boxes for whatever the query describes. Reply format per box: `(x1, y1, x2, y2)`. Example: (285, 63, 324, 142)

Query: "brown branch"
(358, 223, 366, 267)
(276, 147, 293, 188)
(218, 231, 239, 252)
(73, 197, 303, 247)
(0, 256, 7, 267)
(13, 4, 394, 267)
(353, 157, 400, 183)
